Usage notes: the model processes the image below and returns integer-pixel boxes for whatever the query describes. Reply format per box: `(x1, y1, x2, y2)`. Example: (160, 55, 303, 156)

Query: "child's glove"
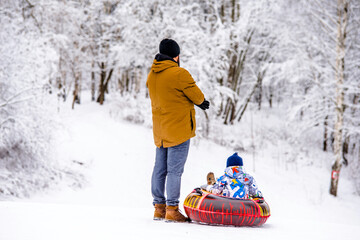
(256, 192, 263, 198)
(223, 189, 231, 197)
(211, 189, 221, 195)
(250, 192, 263, 199)
(206, 185, 213, 192)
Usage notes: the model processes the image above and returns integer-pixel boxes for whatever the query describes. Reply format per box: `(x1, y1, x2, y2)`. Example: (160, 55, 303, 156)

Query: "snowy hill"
(0, 100, 359, 240)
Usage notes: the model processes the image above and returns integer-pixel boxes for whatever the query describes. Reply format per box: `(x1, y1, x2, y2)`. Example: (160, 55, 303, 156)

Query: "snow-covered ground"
(1, 99, 359, 240)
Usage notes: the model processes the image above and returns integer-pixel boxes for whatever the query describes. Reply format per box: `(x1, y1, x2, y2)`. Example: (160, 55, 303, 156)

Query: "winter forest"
(1, 0, 360, 238)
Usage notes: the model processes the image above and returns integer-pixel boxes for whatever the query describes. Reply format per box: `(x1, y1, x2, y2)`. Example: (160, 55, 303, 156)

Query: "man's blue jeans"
(151, 140, 190, 206)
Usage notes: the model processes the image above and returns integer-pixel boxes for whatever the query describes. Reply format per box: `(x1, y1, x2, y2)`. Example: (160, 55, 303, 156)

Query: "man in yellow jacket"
(147, 39, 209, 222)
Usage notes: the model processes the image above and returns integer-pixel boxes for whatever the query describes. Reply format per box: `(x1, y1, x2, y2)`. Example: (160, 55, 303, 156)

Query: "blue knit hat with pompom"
(226, 152, 243, 167)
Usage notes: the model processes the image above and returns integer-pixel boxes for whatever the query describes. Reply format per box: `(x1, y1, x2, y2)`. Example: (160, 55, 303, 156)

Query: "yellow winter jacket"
(146, 56, 204, 148)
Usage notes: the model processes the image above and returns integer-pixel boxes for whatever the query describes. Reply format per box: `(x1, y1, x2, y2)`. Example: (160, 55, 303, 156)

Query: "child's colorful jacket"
(207, 166, 262, 199)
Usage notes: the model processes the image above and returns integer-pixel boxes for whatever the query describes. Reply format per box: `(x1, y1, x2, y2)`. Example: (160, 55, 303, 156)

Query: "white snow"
(0, 99, 359, 240)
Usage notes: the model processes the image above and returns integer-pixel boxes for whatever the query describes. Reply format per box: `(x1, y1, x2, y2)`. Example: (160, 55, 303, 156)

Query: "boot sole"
(153, 217, 165, 221)
(165, 219, 186, 223)
(165, 218, 190, 223)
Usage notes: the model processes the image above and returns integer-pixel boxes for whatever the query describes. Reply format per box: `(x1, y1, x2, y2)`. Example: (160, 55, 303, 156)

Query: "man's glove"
(196, 99, 210, 110)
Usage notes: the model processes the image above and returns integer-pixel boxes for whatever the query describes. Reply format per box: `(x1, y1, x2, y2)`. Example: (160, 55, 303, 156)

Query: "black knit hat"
(159, 39, 180, 58)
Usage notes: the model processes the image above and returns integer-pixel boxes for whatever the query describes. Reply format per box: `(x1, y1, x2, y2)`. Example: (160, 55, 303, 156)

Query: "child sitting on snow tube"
(205, 152, 263, 199)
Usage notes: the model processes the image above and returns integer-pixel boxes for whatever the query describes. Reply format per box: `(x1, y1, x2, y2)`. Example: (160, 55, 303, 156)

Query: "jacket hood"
(224, 166, 245, 179)
(151, 53, 179, 73)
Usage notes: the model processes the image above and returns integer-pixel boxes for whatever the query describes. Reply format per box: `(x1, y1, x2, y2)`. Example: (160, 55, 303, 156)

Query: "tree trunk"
(323, 115, 328, 151)
(268, 86, 273, 108)
(236, 75, 262, 122)
(342, 135, 349, 166)
(222, 29, 254, 124)
(135, 68, 142, 94)
(103, 68, 114, 94)
(256, 78, 263, 110)
(97, 62, 106, 105)
(72, 72, 81, 109)
(229, 100, 236, 124)
(231, 0, 240, 23)
(223, 98, 232, 125)
(97, 61, 113, 105)
(91, 60, 95, 101)
(330, 0, 348, 197)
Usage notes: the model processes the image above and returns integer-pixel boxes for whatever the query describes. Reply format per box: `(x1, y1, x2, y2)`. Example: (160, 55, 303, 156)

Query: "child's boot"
(207, 172, 216, 185)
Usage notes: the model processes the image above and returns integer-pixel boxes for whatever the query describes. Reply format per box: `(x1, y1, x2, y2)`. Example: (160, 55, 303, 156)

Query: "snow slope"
(0, 100, 359, 240)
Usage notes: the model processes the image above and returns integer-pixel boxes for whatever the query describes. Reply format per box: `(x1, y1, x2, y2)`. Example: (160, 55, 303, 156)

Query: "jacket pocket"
(190, 109, 196, 132)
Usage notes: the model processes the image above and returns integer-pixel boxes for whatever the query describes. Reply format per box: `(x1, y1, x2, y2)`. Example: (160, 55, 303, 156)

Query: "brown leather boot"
(165, 205, 188, 222)
(207, 172, 216, 185)
(153, 204, 166, 220)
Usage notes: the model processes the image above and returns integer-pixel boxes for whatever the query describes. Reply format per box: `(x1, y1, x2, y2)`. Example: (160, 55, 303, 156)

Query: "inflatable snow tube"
(183, 188, 270, 227)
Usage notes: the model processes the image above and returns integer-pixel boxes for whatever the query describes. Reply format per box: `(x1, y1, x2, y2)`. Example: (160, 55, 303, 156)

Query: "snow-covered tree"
(0, 0, 85, 198)
(0, 0, 59, 197)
